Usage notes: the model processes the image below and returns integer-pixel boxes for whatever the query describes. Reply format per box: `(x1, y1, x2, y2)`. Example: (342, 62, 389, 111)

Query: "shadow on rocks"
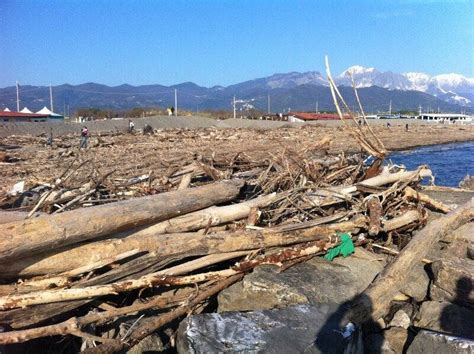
(440, 276, 473, 339)
(315, 293, 382, 354)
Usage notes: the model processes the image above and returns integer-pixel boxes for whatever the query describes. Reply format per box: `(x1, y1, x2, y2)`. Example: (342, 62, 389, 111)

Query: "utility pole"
(50, 85, 54, 112)
(315, 101, 318, 113)
(267, 94, 270, 114)
(174, 89, 177, 117)
(389, 100, 392, 116)
(233, 95, 236, 119)
(16, 81, 20, 112)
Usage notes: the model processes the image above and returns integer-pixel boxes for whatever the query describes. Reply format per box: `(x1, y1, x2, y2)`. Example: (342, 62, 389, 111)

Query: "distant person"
(386, 122, 391, 129)
(47, 128, 53, 147)
(405, 123, 409, 132)
(80, 126, 89, 148)
(143, 123, 154, 135)
(358, 119, 362, 126)
(128, 119, 135, 133)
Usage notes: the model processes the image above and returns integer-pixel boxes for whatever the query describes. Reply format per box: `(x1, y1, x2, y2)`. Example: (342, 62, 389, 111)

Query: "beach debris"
(0, 64, 472, 353)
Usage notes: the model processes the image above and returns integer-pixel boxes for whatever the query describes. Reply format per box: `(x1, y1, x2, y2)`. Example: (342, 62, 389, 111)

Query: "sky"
(1, 0, 473, 88)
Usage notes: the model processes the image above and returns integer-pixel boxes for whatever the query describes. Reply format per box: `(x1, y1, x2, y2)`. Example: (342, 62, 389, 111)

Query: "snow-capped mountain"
(337, 66, 411, 90)
(336, 66, 474, 106)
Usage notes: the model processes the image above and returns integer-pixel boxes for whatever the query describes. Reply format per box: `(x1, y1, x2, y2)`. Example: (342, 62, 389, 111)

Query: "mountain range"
(1, 66, 472, 115)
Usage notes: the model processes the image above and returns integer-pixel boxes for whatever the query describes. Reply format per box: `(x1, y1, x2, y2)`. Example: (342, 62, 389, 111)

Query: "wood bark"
(308, 168, 432, 206)
(382, 209, 422, 232)
(350, 197, 474, 323)
(367, 196, 382, 236)
(0, 180, 243, 262)
(0, 211, 42, 225)
(341, 167, 432, 195)
(131, 192, 276, 235)
(403, 186, 452, 213)
(0, 236, 338, 309)
(1, 216, 366, 278)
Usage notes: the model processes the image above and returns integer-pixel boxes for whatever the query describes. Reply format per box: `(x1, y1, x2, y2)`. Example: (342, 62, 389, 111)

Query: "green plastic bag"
(324, 233, 355, 261)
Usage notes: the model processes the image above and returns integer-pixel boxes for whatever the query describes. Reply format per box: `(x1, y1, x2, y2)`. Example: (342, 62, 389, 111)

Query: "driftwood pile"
(0, 60, 472, 353)
(0, 138, 457, 352)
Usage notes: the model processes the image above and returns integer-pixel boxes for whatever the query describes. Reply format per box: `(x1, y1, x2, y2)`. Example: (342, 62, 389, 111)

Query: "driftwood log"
(403, 186, 452, 213)
(0, 236, 341, 310)
(0, 180, 243, 262)
(0, 216, 367, 278)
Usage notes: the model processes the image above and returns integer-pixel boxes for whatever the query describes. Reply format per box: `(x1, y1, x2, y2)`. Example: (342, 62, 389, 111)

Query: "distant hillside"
(1, 68, 472, 115)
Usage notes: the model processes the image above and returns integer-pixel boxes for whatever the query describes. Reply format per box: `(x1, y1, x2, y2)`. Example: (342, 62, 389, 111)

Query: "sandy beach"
(1, 117, 473, 193)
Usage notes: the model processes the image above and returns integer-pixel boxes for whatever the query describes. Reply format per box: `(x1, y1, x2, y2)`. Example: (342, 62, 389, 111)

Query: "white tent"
(20, 107, 33, 114)
(36, 106, 64, 119)
(36, 106, 54, 115)
(3, 108, 11, 112)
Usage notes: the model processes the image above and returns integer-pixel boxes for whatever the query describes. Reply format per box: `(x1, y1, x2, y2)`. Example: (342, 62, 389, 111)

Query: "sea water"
(388, 141, 474, 187)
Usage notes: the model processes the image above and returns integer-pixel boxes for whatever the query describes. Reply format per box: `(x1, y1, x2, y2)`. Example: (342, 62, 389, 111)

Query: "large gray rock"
(443, 222, 473, 259)
(176, 304, 363, 354)
(218, 248, 384, 312)
(408, 330, 474, 354)
(430, 258, 474, 309)
(415, 301, 474, 339)
(399, 263, 429, 301)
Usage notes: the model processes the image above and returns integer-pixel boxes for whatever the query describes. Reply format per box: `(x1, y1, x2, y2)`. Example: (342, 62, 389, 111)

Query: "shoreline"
(387, 138, 474, 153)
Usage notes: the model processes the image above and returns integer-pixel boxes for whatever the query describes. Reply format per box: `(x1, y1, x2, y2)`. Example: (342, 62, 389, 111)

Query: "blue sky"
(1, 0, 472, 87)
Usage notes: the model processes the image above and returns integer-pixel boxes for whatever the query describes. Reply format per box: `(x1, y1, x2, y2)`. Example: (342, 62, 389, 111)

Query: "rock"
(459, 175, 474, 190)
(399, 263, 429, 301)
(442, 223, 474, 259)
(408, 330, 474, 354)
(384, 327, 409, 353)
(452, 222, 474, 260)
(126, 334, 164, 354)
(430, 258, 474, 309)
(176, 304, 363, 354)
(444, 222, 474, 243)
(218, 248, 384, 312)
(444, 239, 469, 259)
(389, 310, 411, 329)
(415, 301, 474, 339)
(363, 333, 395, 354)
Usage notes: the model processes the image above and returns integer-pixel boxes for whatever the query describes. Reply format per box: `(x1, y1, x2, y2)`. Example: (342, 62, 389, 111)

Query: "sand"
(1, 117, 473, 193)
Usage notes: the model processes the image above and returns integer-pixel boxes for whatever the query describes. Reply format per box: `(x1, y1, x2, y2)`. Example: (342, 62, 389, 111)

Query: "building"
(0, 111, 50, 122)
(287, 112, 351, 123)
(417, 113, 473, 124)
